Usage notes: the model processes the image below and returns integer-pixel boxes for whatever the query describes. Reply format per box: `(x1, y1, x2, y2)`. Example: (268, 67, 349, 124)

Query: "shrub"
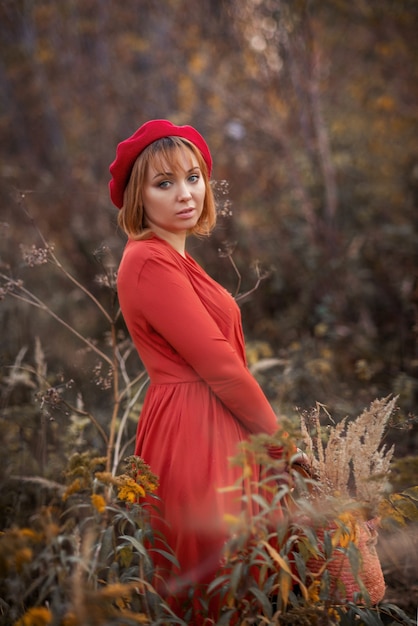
(1, 202, 416, 625)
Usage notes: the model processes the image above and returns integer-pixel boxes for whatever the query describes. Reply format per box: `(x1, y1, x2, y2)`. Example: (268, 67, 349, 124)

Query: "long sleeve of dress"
(119, 248, 280, 437)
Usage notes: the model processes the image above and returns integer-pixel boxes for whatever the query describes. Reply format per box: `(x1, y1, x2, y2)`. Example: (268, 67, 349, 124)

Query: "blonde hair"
(118, 137, 216, 240)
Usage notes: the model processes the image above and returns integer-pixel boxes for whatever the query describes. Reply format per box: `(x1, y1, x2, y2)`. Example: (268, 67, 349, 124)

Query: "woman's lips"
(176, 208, 195, 218)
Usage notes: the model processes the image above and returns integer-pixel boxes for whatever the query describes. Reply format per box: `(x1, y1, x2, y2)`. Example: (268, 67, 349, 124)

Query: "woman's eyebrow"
(152, 165, 201, 180)
(152, 170, 172, 180)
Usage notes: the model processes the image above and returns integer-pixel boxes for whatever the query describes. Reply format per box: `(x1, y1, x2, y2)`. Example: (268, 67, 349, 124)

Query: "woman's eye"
(158, 180, 171, 188)
(189, 174, 199, 183)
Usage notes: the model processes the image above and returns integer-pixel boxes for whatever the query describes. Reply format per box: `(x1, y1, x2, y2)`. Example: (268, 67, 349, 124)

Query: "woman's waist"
(148, 371, 203, 385)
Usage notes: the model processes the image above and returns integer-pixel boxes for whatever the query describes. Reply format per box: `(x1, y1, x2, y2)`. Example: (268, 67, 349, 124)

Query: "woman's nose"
(178, 182, 192, 201)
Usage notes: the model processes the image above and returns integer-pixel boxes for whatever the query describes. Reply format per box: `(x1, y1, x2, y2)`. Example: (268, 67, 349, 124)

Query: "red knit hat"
(109, 119, 212, 209)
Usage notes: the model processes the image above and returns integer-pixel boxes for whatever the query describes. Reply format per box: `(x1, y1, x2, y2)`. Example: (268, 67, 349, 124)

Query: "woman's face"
(142, 148, 206, 239)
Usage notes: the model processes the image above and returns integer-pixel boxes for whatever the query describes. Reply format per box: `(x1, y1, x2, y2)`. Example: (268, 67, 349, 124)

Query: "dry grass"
(300, 396, 396, 514)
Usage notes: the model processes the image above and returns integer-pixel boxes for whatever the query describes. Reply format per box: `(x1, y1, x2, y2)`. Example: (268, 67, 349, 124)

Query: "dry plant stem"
(138, 560, 151, 618)
(61, 401, 108, 447)
(309, 43, 338, 226)
(118, 370, 149, 404)
(2, 276, 113, 369)
(107, 320, 121, 473)
(71, 528, 90, 625)
(10, 363, 109, 446)
(17, 191, 113, 324)
(3, 196, 130, 472)
(112, 374, 149, 476)
(3, 195, 131, 472)
(117, 435, 136, 466)
(227, 253, 242, 298)
(226, 253, 269, 303)
(116, 339, 146, 398)
(235, 275, 265, 304)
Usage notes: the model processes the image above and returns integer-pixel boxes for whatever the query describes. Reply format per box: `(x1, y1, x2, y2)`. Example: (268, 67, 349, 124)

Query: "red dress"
(117, 236, 280, 619)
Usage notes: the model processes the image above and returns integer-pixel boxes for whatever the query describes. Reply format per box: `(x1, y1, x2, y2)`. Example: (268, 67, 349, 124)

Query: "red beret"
(109, 119, 212, 209)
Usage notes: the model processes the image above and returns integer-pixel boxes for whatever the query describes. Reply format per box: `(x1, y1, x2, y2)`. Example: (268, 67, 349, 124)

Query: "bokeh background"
(2, 0, 418, 418)
(1, 0, 418, 614)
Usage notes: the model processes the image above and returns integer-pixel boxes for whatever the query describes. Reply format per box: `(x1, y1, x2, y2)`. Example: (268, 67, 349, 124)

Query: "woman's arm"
(126, 253, 280, 436)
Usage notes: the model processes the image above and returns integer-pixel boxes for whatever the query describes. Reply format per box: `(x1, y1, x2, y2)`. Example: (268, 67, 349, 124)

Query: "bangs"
(145, 137, 199, 176)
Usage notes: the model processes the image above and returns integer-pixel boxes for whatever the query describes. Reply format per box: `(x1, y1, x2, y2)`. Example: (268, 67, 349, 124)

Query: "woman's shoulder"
(119, 237, 182, 272)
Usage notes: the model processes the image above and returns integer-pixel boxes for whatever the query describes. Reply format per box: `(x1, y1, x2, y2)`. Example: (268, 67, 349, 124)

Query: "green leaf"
(390, 491, 418, 522)
(402, 485, 418, 503)
(229, 561, 244, 595)
(149, 547, 180, 568)
(248, 586, 273, 618)
(293, 551, 306, 583)
(250, 492, 270, 510)
(284, 533, 300, 553)
(119, 534, 151, 564)
(319, 570, 331, 601)
(118, 544, 133, 568)
(215, 609, 235, 625)
(345, 604, 385, 626)
(346, 541, 361, 578)
(98, 526, 115, 562)
(379, 603, 416, 626)
(323, 530, 333, 559)
(207, 573, 231, 595)
(299, 527, 320, 554)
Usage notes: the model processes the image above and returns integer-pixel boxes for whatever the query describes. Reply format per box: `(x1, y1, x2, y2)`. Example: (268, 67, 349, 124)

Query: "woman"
(109, 120, 284, 620)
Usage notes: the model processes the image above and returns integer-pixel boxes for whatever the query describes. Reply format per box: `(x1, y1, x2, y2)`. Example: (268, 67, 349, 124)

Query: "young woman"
(109, 120, 285, 620)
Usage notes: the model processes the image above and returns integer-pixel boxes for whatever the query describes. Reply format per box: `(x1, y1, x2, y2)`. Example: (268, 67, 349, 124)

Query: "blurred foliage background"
(1, 0, 418, 618)
(1, 0, 418, 480)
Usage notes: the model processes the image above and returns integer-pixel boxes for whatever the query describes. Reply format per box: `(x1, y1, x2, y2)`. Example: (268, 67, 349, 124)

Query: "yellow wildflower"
(117, 478, 145, 503)
(139, 475, 158, 493)
(91, 494, 107, 514)
(44, 523, 60, 541)
(15, 547, 33, 571)
(328, 607, 341, 623)
(14, 606, 52, 626)
(99, 582, 134, 598)
(62, 478, 82, 501)
(308, 579, 321, 603)
(19, 528, 42, 542)
(242, 460, 253, 479)
(333, 512, 358, 548)
(120, 488, 137, 503)
(123, 455, 159, 492)
(223, 513, 241, 527)
(95, 457, 159, 502)
(60, 612, 78, 626)
(95, 471, 114, 486)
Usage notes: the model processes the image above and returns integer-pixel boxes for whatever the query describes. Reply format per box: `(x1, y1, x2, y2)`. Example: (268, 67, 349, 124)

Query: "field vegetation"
(1, 1, 418, 623)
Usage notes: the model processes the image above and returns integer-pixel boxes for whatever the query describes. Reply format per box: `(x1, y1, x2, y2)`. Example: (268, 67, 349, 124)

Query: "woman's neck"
(152, 230, 187, 257)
